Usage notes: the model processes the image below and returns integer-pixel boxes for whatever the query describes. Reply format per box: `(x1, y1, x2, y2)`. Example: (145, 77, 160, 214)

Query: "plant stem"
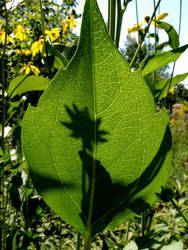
(130, 0, 162, 68)
(171, 199, 188, 225)
(153, 0, 157, 88)
(115, 0, 128, 48)
(76, 231, 81, 250)
(0, 2, 8, 250)
(125, 219, 130, 241)
(166, 0, 182, 101)
(108, 0, 116, 41)
(39, 0, 51, 77)
(141, 213, 146, 237)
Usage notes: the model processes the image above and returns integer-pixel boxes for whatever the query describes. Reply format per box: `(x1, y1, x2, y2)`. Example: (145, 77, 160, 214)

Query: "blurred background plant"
(0, 0, 188, 249)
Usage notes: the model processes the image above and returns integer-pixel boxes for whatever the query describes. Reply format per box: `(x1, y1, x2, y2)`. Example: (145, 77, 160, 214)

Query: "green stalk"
(39, 0, 51, 77)
(130, 0, 162, 68)
(125, 219, 131, 241)
(0, 3, 8, 250)
(108, 0, 116, 41)
(166, 0, 182, 101)
(153, 0, 157, 88)
(76, 232, 81, 250)
(171, 199, 188, 225)
(115, 0, 128, 48)
(141, 212, 146, 237)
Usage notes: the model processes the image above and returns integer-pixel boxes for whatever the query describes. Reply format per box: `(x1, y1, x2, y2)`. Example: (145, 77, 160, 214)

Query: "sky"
(75, 0, 188, 86)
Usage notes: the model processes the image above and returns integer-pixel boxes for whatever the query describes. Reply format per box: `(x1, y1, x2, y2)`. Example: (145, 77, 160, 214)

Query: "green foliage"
(155, 73, 188, 100)
(1, 0, 188, 249)
(22, 0, 171, 242)
(8, 75, 50, 98)
(157, 21, 179, 49)
(140, 45, 188, 76)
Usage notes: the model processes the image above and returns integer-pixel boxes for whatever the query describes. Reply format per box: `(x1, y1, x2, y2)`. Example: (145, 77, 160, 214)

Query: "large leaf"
(155, 72, 188, 100)
(8, 75, 50, 98)
(22, 0, 171, 238)
(140, 45, 188, 76)
(157, 21, 179, 49)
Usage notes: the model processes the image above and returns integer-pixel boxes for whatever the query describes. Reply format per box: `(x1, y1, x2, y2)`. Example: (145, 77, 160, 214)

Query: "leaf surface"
(155, 72, 188, 100)
(22, 0, 171, 237)
(141, 45, 188, 76)
(8, 75, 50, 98)
(157, 21, 179, 49)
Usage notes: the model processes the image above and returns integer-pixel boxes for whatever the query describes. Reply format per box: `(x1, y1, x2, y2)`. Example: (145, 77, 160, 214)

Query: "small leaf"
(8, 75, 50, 98)
(157, 21, 179, 49)
(22, 0, 171, 238)
(46, 42, 69, 69)
(140, 45, 188, 76)
(148, 33, 159, 43)
(161, 241, 183, 250)
(156, 41, 170, 51)
(155, 72, 188, 100)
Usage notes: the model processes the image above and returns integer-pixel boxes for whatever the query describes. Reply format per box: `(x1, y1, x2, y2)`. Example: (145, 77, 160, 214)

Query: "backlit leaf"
(22, 0, 171, 238)
(155, 72, 188, 100)
(140, 45, 188, 76)
(8, 75, 50, 98)
(157, 21, 179, 49)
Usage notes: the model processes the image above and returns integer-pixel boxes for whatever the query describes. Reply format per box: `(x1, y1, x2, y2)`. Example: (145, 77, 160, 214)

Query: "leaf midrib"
(85, 0, 97, 232)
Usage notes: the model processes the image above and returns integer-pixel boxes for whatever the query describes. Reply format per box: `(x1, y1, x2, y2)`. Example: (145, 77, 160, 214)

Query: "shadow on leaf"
(61, 104, 171, 237)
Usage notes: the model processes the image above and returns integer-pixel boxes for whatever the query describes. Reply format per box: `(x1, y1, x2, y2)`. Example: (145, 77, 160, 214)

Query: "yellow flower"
(127, 23, 145, 32)
(127, 13, 168, 32)
(15, 49, 31, 56)
(61, 19, 69, 32)
(170, 117, 178, 125)
(61, 15, 77, 32)
(45, 27, 60, 42)
(154, 13, 168, 21)
(31, 38, 44, 57)
(0, 30, 14, 45)
(178, 105, 188, 117)
(14, 25, 30, 41)
(169, 87, 174, 93)
(19, 62, 40, 76)
(69, 15, 77, 30)
(24, 49, 31, 56)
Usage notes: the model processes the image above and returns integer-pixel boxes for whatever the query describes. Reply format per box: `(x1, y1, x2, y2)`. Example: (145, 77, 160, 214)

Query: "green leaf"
(22, 0, 171, 238)
(155, 72, 188, 100)
(140, 45, 188, 76)
(144, 75, 155, 95)
(46, 42, 69, 69)
(157, 21, 179, 49)
(161, 241, 183, 250)
(8, 75, 50, 98)
(156, 41, 170, 51)
(147, 33, 159, 43)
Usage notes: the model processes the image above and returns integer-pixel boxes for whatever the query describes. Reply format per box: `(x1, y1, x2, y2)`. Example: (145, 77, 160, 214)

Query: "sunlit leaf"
(8, 75, 50, 98)
(157, 21, 179, 49)
(155, 72, 188, 100)
(22, 0, 171, 238)
(141, 45, 188, 76)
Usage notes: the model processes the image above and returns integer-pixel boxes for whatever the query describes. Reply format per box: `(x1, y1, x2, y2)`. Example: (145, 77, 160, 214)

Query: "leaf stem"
(0, 3, 9, 250)
(39, 0, 51, 77)
(141, 212, 147, 237)
(76, 231, 81, 250)
(115, 0, 128, 48)
(165, 0, 182, 101)
(153, 0, 157, 88)
(130, 0, 162, 68)
(108, 0, 116, 41)
(125, 219, 131, 241)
